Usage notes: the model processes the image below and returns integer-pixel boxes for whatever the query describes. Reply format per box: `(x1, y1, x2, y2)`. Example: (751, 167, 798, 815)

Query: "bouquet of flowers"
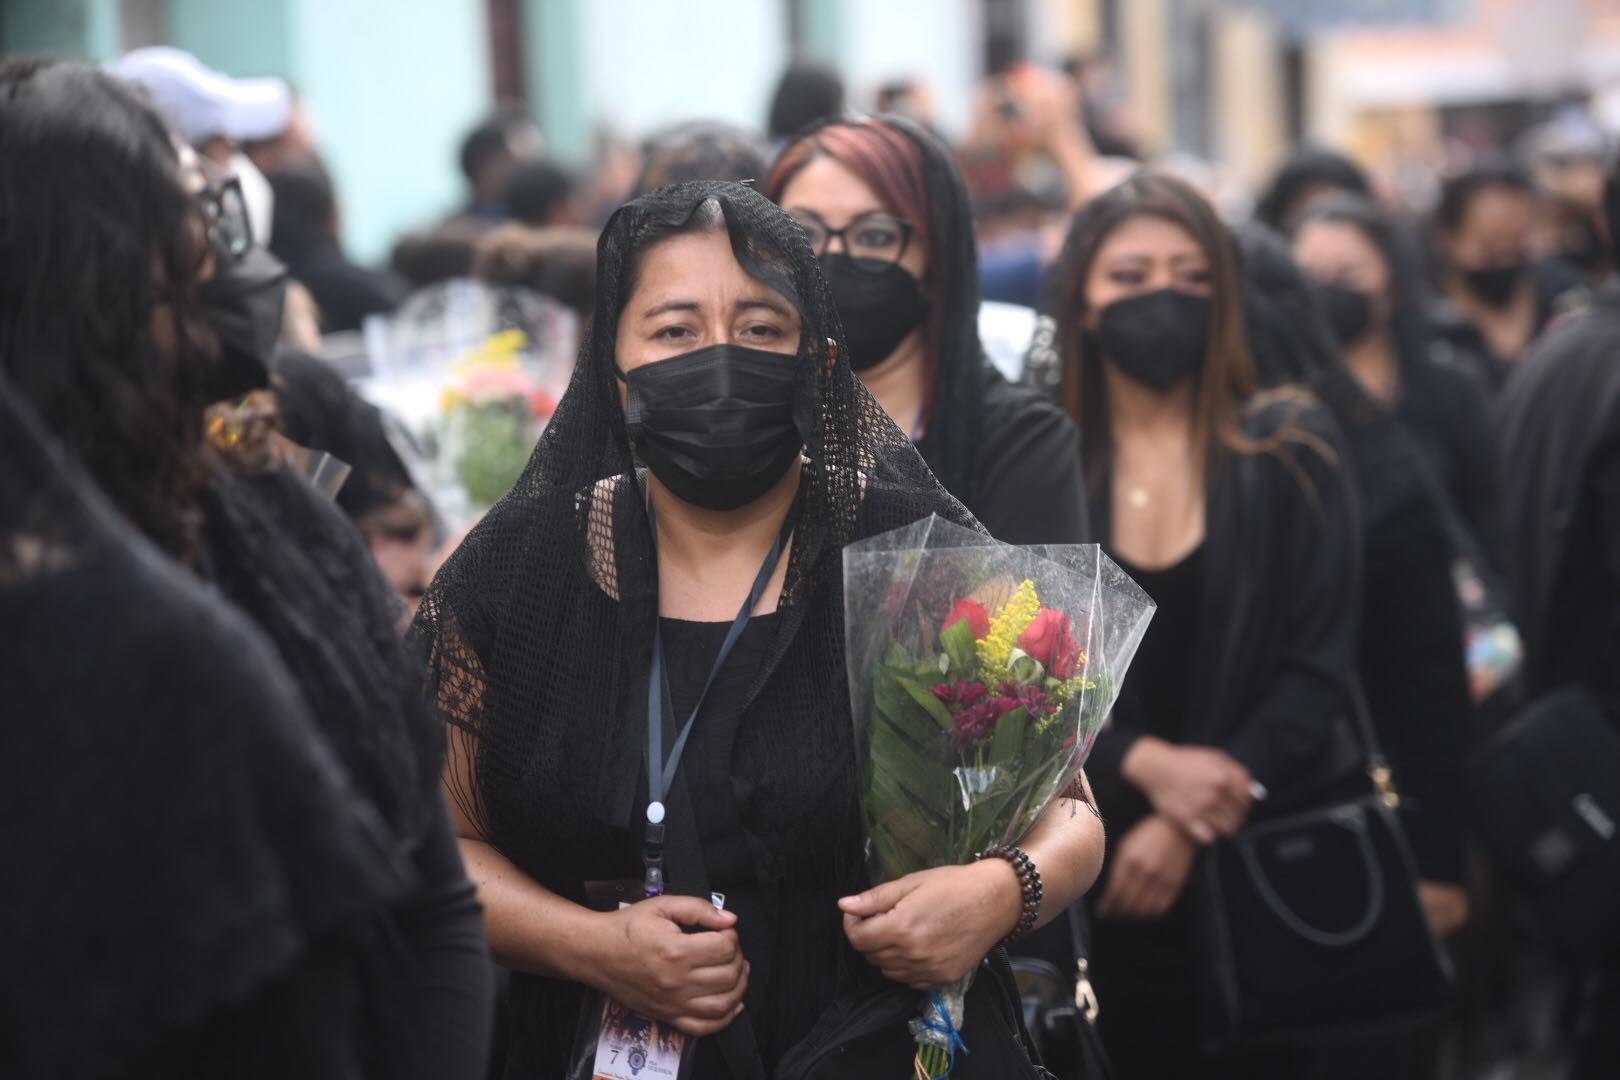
(356, 279, 576, 531)
(843, 515, 1154, 1078)
(438, 328, 559, 509)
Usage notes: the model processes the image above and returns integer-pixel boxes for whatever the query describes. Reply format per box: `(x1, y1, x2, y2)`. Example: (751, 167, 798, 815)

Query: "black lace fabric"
(199, 463, 445, 846)
(410, 181, 977, 1065)
(0, 375, 409, 1078)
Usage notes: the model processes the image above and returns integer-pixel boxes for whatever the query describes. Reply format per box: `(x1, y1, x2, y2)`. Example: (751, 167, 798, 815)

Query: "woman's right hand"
(1122, 736, 1254, 844)
(590, 896, 749, 1037)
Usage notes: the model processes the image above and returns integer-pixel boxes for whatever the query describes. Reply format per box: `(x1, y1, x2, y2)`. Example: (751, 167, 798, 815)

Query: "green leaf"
(939, 617, 980, 679)
(897, 676, 956, 732)
(989, 706, 1029, 766)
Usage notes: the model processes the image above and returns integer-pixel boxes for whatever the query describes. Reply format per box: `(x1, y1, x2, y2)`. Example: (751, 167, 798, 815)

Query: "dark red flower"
(929, 681, 988, 708)
(951, 694, 1021, 748)
(1018, 607, 1083, 679)
(943, 598, 991, 640)
(997, 682, 1059, 717)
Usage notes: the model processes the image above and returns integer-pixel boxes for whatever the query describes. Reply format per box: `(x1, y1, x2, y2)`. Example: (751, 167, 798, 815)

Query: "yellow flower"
(976, 579, 1041, 685)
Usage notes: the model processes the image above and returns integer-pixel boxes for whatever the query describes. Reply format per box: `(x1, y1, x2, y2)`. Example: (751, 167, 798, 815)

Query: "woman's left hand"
(839, 861, 1022, 989)
(1095, 814, 1198, 920)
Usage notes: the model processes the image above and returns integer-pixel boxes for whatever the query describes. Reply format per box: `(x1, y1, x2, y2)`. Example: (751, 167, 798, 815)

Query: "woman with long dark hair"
(413, 181, 1106, 1077)
(1427, 162, 1589, 388)
(1242, 226, 1472, 1079)
(1291, 192, 1503, 568)
(0, 59, 491, 1077)
(1045, 172, 1363, 1076)
(767, 114, 1089, 545)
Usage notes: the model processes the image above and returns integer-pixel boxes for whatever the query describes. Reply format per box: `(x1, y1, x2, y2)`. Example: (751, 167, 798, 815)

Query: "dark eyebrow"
(639, 299, 700, 320)
(787, 206, 891, 228)
(737, 297, 792, 318)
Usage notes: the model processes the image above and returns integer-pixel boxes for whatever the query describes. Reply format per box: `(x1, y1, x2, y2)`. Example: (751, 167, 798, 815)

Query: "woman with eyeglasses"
(767, 115, 1090, 546)
(0, 60, 491, 1078)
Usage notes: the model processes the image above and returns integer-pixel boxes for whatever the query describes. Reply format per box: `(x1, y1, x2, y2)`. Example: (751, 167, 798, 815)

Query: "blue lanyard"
(642, 499, 796, 895)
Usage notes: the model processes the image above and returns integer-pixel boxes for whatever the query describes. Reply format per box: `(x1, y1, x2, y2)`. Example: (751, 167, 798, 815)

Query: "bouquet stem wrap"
(843, 515, 1155, 1078)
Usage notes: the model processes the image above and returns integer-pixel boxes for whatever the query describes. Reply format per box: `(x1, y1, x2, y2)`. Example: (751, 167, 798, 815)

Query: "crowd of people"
(3, 39, 1618, 1080)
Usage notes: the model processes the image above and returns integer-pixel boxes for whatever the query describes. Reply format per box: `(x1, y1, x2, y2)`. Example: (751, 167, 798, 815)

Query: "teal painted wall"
(166, 0, 293, 77)
(3, 0, 121, 60)
(283, 0, 491, 263)
(523, 0, 587, 162)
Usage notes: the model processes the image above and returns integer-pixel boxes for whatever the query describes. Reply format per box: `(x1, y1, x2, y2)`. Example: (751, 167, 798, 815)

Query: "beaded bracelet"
(979, 844, 1042, 944)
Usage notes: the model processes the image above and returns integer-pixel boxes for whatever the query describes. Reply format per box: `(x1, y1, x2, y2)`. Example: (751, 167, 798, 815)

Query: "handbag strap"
(1064, 903, 1100, 1023)
(664, 767, 769, 1080)
(1232, 437, 1399, 810)
(1347, 676, 1402, 810)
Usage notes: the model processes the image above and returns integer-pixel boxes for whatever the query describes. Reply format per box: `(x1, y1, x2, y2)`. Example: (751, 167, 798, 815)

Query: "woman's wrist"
(1120, 735, 1170, 792)
(977, 846, 1042, 944)
(551, 906, 624, 991)
(970, 856, 1025, 944)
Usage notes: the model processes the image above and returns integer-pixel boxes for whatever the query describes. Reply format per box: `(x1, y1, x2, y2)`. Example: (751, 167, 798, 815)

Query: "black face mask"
(1461, 261, 1527, 310)
(620, 344, 804, 512)
(199, 245, 289, 402)
(820, 254, 927, 372)
(1312, 282, 1377, 347)
(1090, 289, 1210, 391)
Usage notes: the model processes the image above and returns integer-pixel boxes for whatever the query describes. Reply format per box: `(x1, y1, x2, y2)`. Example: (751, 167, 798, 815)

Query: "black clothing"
(921, 367, 1088, 545)
(0, 378, 409, 1079)
(1239, 232, 1471, 882)
(1427, 257, 1590, 390)
(1326, 378, 1471, 884)
(413, 181, 977, 1077)
(660, 613, 856, 1072)
(1496, 283, 1620, 721)
(786, 116, 1090, 546)
(1085, 399, 1364, 806)
(281, 243, 408, 333)
(1398, 341, 1505, 569)
(1085, 398, 1362, 1072)
(200, 466, 493, 1079)
(1090, 546, 1204, 833)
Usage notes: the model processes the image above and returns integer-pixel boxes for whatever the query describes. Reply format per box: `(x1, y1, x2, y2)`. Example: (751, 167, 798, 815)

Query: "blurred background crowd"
(5, 0, 1620, 1078)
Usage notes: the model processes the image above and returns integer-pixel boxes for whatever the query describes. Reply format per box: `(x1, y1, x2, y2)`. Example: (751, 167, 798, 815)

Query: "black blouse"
(918, 366, 1091, 545)
(1091, 547, 1206, 836)
(1085, 399, 1364, 815)
(660, 612, 856, 1075)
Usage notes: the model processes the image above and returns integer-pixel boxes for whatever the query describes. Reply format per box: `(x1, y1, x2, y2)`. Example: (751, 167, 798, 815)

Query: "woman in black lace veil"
(413, 180, 1105, 1077)
(0, 374, 407, 1078)
(0, 60, 490, 1077)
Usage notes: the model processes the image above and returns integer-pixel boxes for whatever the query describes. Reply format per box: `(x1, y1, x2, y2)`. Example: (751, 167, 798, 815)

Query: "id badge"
(571, 880, 727, 1080)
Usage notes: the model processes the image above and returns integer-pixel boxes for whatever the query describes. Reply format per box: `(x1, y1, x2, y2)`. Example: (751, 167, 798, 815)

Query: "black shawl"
(0, 376, 409, 1078)
(410, 182, 976, 1069)
(1495, 283, 1620, 689)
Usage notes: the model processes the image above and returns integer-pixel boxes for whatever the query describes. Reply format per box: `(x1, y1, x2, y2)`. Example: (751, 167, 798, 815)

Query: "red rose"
(944, 598, 990, 640)
(1018, 608, 1082, 679)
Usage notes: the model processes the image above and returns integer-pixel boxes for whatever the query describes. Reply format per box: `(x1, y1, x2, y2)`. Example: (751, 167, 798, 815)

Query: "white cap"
(107, 47, 291, 147)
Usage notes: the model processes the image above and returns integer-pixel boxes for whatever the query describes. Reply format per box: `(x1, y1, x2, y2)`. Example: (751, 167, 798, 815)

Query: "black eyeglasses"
(197, 174, 253, 262)
(789, 210, 915, 271)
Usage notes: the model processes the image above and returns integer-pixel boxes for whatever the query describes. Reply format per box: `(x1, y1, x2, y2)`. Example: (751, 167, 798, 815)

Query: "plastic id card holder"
(565, 880, 726, 1080)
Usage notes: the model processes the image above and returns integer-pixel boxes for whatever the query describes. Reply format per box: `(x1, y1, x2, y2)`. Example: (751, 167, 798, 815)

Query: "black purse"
(1467, 687, 1620, 958)
(1193, 686, 1456, 1052)
(1007, 905, 1116, 1080)
(774, 948, 1043, 1080)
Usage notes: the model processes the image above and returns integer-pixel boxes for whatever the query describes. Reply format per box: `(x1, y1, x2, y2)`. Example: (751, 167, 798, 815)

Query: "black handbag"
(1467, 686, 1620, 958)
(774, 948, 1043, 1080)
(1193, 686, 1456, 1052)
(1007, 905, 1116, 1080)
